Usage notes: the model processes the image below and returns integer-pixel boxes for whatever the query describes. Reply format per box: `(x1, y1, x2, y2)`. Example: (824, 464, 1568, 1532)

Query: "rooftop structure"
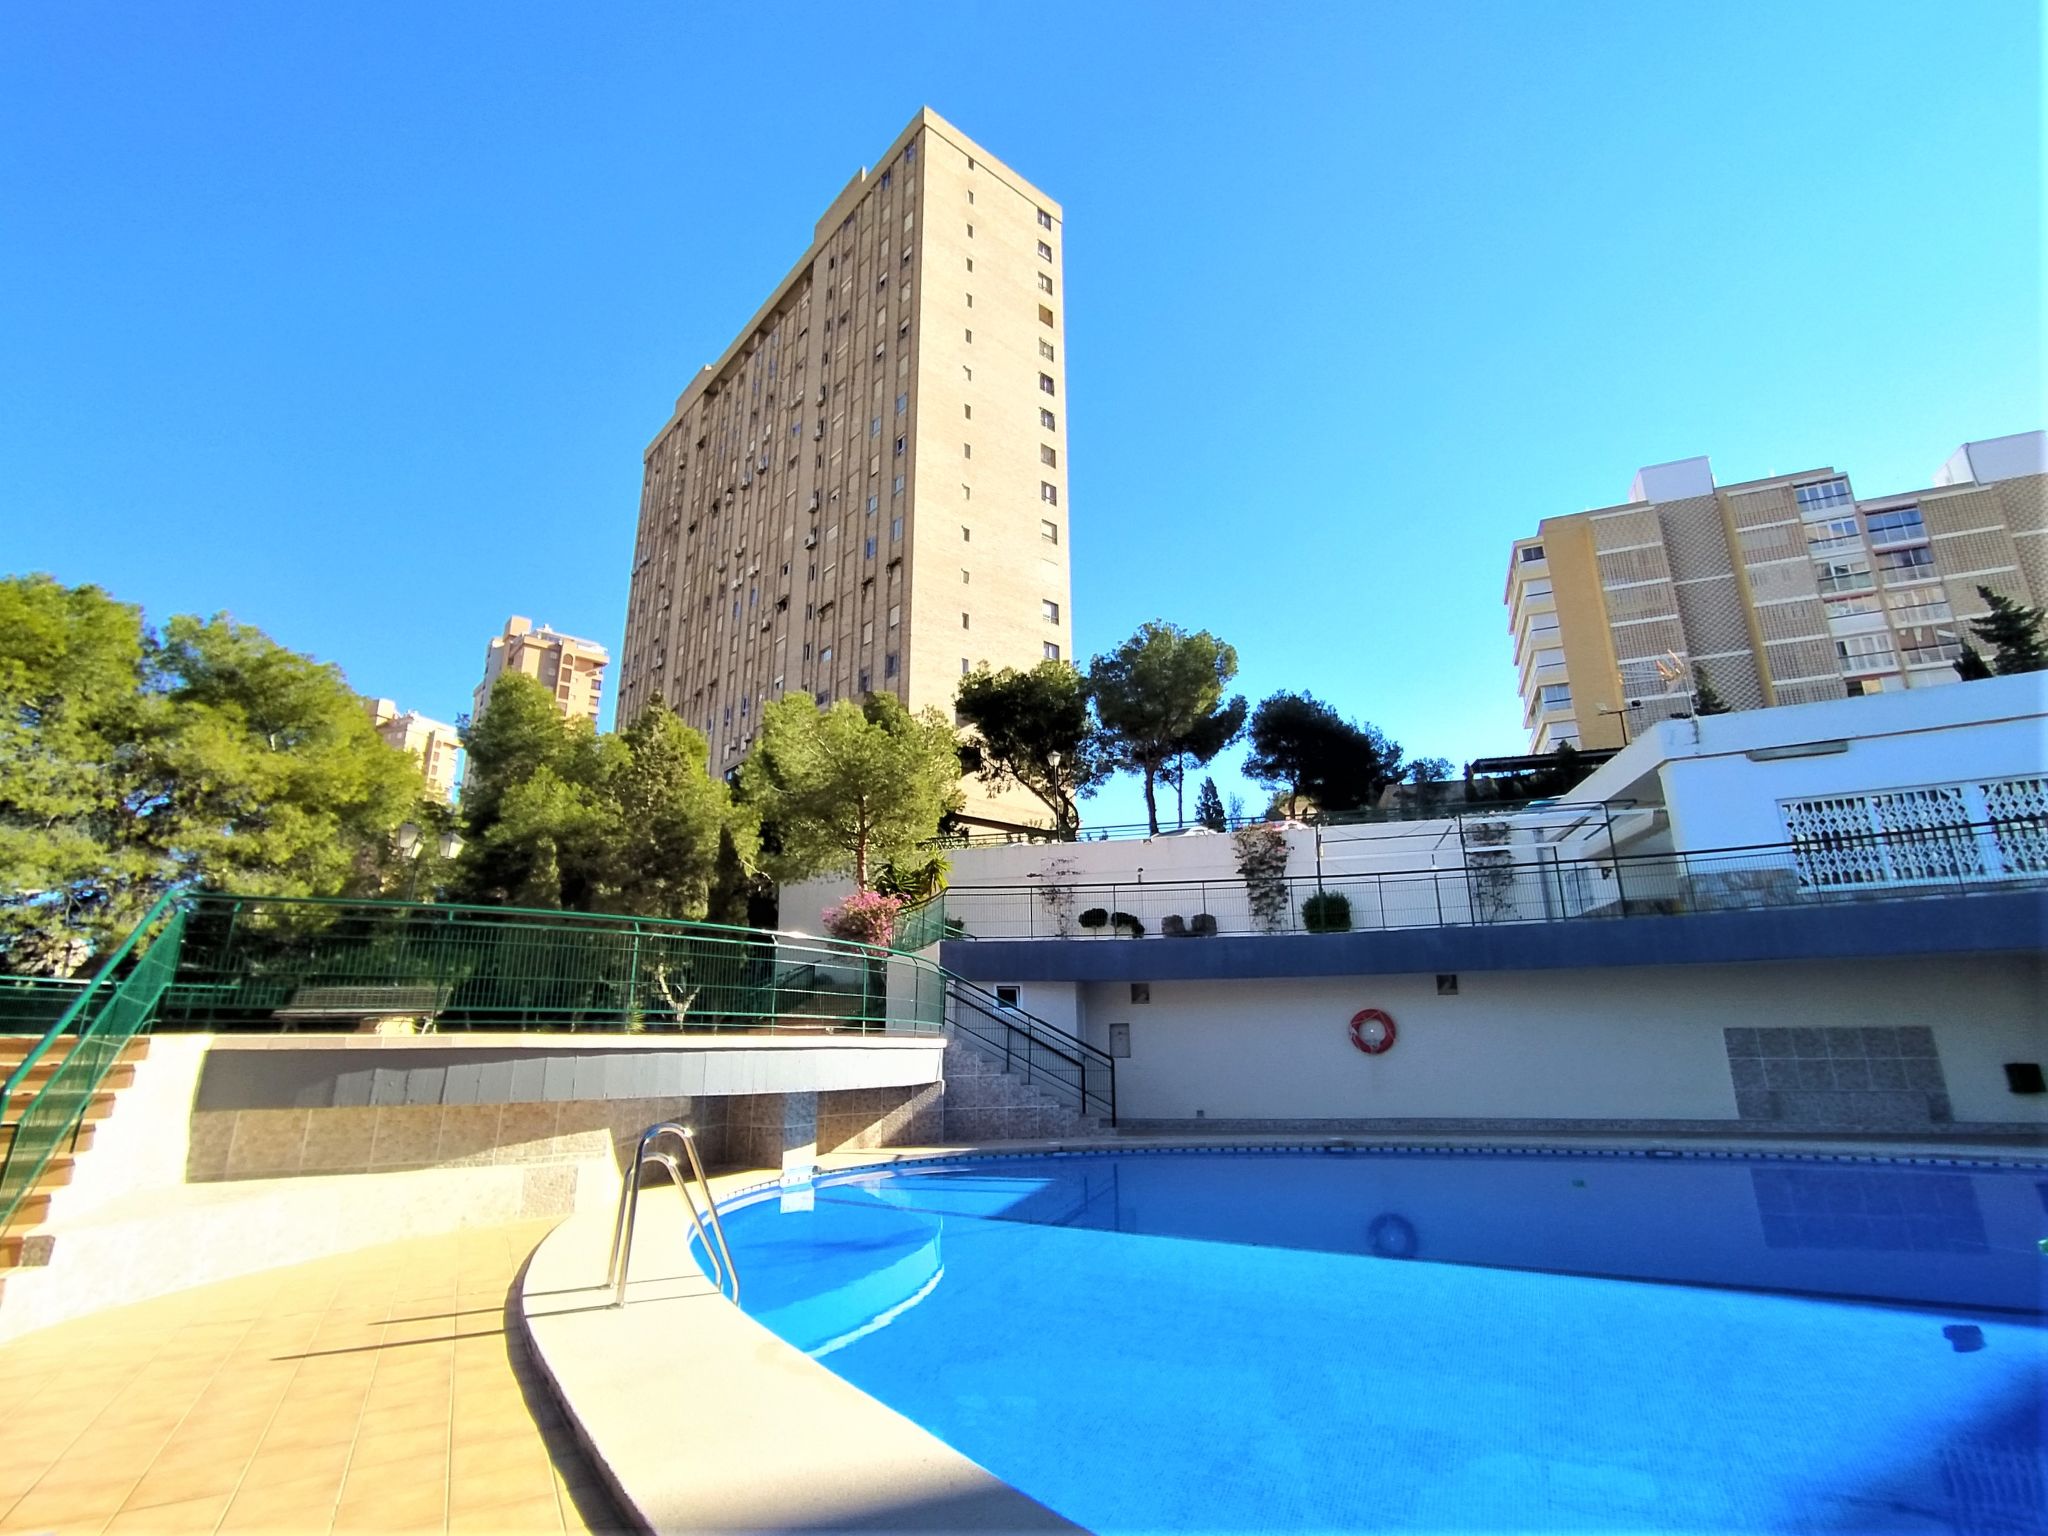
(1505, 431, 2047, 750)
(617, 108, 1072, 831)
(474, 616, 609, 726)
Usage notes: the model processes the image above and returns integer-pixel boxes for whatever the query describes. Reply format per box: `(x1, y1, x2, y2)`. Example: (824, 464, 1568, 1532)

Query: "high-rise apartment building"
(616, 108, 1072, 832)
(1506, 432, 2046, 750)
(366, 699, 462, 801)
(474, 616, 609, 726)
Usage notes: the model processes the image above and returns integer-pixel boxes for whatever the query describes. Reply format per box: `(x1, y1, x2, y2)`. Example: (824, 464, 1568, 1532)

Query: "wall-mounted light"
(1745, 740, 1849, 761)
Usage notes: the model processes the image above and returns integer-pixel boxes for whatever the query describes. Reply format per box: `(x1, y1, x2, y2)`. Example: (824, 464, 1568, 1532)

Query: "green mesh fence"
(1, 897, 186, 1232)
(162, 895, 950, 1035)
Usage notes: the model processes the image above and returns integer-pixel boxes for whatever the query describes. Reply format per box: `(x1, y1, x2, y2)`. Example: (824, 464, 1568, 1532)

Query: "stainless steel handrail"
(606, 1122, 740, 1309)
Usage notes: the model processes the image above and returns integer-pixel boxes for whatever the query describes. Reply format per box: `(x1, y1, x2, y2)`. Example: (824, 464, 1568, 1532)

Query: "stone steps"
(941, 1037, 1101, 1141)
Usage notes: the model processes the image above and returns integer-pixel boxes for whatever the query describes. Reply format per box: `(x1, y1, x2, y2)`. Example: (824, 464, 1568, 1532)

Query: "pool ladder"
(605, 1122, 740, 1309)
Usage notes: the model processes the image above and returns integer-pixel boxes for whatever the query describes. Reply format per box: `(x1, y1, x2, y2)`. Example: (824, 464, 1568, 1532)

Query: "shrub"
(1110, 910, 1145, 937)
(1301, 892, 1352, 933)
(1161, 915, 1187, 938)
(1077, 907, 1110, 930)
(1189, 913, 1218, 936)
(822, 891, 905, 947)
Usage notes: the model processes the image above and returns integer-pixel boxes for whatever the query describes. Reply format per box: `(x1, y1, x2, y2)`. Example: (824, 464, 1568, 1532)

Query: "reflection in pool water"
(716, 1151, 2048, 1534)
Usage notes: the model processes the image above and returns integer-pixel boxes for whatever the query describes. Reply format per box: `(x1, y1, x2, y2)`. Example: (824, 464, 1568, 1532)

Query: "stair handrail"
(944, 979, 1116, 1123)
(1, 894, 188, 1231)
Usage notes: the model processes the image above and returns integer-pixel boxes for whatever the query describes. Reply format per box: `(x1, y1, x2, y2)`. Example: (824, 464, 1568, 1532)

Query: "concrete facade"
(1505, 432, 2048, 749)
(365, 698, 462, 800)
(474, 615, 609, 725)
(617, 108, 1072, 831)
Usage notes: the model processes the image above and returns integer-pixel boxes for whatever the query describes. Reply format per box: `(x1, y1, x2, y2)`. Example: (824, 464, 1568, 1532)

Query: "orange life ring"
(1349, 1008, 1396, 1055)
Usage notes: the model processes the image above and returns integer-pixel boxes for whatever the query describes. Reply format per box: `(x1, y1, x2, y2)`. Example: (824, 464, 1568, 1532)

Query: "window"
(866, 493, 879, 513)
(1041, 519, 1059, 543)
(1528, 612, 1560, 637)
(820, 646, 834, 664)
(1041, 599, 1060, 623)
(1039, 305, 1055, 326)
(1539, 683, 1572, 713)
(1866, 507, 1927, 545)
(1039, 340, 1056, 360)
(890, 516, 903, 539)
(963, 404, 971, 419)
(1519, 545, 1546, 563)
(962, 657, 971, 675)
(962, 612, 971, 630)
(1531, 646, 1565, 671)
(1795, 477, 1853, 512)
(964, 328, 972, 343)
(889, 604, 901, 627)
(1805, 515, 1861, 556)
(1040, 408, 1057, 430)
(1878, 546, 1934, 576)
(893, 474, 905, 494)
(895, 393, 907, 415)
(894, 435, 906, 456)
(1040, 482, 1059, 505)
(962, 524, 971, 542)
(1037, 208, 1052, 229)
(864, 537, 876, 558)
(869, 417, 881, 437)
(1520, 577, 1553, 601)
(1044, 642, 1061, 661)
(965, 293, 973, 308)
(861, 620, 874, 643)
(1037, 240, 1053, 260)
(1815, 557, 1874, 595)
(965, 257, 973, 272)
(962, 365, 972, 381)
(963, 442, 972, 458)
(1835, 633, 1896, 673)
(1039, 373, 1056, 395)
(1038, 273, 1053, 294)
(884, 652, 899, 679)
(966, 223, 974, 238)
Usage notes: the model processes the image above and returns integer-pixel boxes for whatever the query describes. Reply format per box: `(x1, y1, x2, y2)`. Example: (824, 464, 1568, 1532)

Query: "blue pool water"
(715, 1150, 2047, 1534)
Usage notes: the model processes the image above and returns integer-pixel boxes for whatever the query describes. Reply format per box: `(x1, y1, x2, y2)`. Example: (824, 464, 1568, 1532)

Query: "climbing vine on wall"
(1232, 824, 1291, 933)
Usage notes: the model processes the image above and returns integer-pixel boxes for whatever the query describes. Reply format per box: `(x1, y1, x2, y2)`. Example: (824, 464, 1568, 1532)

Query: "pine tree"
(1194, 776, 1226, 831)
(1952, 645, 1994, 682)
(1691, 665, 1732, 716)
(1967, 586, 2048, 675)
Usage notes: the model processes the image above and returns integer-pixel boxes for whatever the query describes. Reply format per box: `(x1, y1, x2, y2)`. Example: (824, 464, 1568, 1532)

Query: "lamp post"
(1047, 750, 1065, 840)
(394, 823, 462, 902)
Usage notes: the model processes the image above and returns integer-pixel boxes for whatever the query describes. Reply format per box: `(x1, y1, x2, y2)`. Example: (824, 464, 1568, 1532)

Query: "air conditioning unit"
(803, 532, 818, 548)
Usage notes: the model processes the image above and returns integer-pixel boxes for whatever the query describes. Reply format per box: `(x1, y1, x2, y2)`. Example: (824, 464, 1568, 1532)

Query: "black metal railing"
(934, 819, 2048, 940)
(945, 978, 1116, 1124)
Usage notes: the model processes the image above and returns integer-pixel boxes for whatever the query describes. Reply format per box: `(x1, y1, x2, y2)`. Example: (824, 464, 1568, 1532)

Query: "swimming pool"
(715, 1148, 2046, 1534)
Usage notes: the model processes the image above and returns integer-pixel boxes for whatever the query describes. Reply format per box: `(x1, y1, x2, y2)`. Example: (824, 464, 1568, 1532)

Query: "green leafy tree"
(954, 660, 1106, 838)
(0, 577, 421, 972)
(1243, 691, 1404, 816)
(1194, 776, 1227, 831)
(453, 680, 746, 919)
(1161, 693, 1248, 830)
(1967, 585, 2048, 674)
(1691, 666, 1732, 715)
(740, 693, 962, 890)
(1088, 622, 1247, 835)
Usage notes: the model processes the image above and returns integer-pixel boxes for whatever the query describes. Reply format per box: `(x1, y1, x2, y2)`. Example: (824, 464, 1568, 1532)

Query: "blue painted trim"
(939, 891, 2048, 983)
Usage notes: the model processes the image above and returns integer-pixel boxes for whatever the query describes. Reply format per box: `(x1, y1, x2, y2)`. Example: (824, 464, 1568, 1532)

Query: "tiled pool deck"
(0, 1220, 621, 1536)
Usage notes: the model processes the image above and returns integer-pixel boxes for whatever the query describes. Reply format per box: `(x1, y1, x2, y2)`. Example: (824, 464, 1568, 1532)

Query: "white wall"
(1571, 673, 2048, 853)
(1078, 954, 2044, 1127)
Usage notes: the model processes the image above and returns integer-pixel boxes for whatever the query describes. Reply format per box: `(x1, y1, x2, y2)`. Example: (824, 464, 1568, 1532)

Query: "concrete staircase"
(941, 1036, 1102, 1141)
(0, 1034, 149, 1304)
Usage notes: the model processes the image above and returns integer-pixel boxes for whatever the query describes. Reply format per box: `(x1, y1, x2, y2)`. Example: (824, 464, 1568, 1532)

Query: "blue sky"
(4, 2, 2040, 831)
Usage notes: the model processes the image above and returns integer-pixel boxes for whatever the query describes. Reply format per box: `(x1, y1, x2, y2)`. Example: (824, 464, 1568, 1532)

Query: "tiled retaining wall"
(186, 1096, 726, 1182)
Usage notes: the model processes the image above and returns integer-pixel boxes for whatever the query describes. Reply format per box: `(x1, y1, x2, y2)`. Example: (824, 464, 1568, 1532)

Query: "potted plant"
(1077, 907, 1110, 937)
(1301, 892, 1352, 933)
(1110, 911, 1146, 938)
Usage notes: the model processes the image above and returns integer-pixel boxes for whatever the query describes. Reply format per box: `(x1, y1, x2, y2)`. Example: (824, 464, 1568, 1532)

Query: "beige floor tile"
(0, 1478, 135, 1532)
(234, 1449, 350, 1499)
(120, 1453, 248, 1512)
(104, 1489, 234, 1534)
(449, 1492, 563, 1534)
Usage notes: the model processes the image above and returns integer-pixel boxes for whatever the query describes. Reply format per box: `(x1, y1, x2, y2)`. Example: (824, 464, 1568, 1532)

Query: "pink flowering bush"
(822, 891, 904, 948)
